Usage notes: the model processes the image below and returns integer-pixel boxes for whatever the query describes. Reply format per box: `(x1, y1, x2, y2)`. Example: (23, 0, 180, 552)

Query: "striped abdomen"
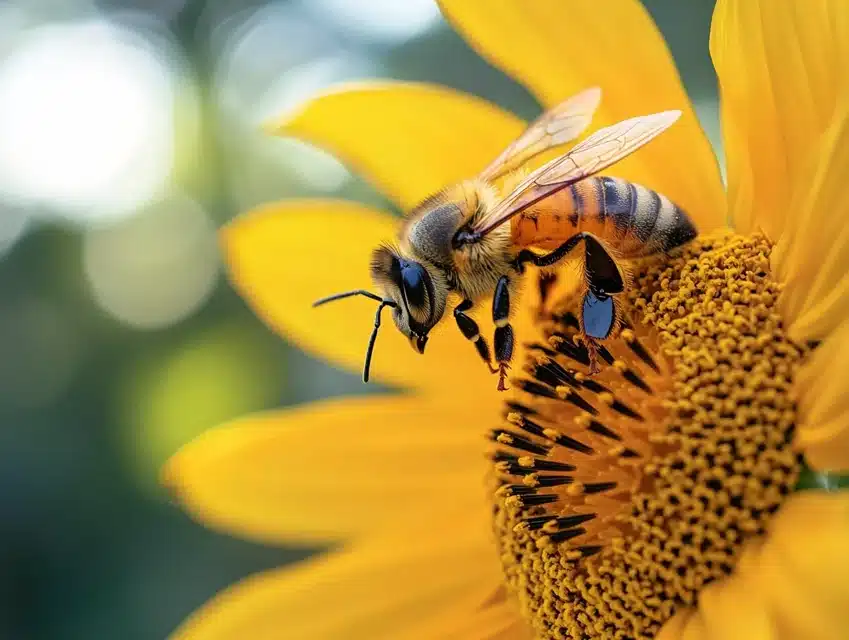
(510, 176, 697, 257)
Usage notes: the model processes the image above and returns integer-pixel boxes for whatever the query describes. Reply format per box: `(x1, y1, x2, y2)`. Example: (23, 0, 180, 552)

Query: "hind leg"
(579, 288, 620, 375)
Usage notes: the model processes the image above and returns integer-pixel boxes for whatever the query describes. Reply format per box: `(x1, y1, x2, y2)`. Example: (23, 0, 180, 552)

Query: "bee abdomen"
(510, 177, 696, 253)
(598, 176, 696, 253)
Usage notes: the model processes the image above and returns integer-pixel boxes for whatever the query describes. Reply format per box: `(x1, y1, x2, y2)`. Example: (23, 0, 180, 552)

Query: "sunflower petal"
(683, 570, 773, 639)
(710, 0, 849, 239)
(223, 199, 500, 395)
(487, 622, 534, 640)
(770, 92, 849, 343)
(163, 395, 492, 545)
(405, 589, 529, 640)
(794, 322, 849, 472)
(437, 0, 725, 232)
(662, 491, 849, 640)
(171, 509, 503, 640)
(751, 491, 849, 639)
(655, 609, 694, 640)
(272, 82, 524, 211)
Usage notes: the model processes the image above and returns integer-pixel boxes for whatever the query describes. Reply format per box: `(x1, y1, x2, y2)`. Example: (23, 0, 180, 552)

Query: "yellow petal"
(710, 0, 849, 239)
(742, 491, 849, 640)
(171, 508, 503, 640)
(668, 491, 849, 640)
(223, 199, 503, 397)
(794, 321, 849, 472)
(438, 0, 725, 233)
(487, 622, 534, 640)
(770, 92, 849, 343)
(685, 572, 773, 639)
(272, 82, 524, 211)
(163, 395, 492, 545)
(406, 589, 529, 640)
(656, 609, 695, 640)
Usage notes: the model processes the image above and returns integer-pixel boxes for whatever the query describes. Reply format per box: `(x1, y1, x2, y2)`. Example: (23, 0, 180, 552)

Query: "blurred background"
(0, 1, 719, 638)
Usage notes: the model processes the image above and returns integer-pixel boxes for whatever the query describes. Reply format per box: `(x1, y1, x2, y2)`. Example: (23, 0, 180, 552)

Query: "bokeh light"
(298, 0, 441, 43)
(0, 2, 28, 47)
(119, 322, 281, 491)
(213, 2, 328, 115)
(213, 6, 383, 208)
(224, 133, 352, 213)
(256, 54, 380, 123)
(0, 19, 176, 223)
(214, 2, 382, 124)
(98, 0, 190, 23)
(272, 138, 352, 192)
(83, 191, 219, 330)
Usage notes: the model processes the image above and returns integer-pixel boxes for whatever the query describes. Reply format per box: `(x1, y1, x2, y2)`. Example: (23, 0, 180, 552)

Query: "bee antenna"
(312, 289, 397, 382)
(313, 289, 384, 307)
(363, 300, 395, 383)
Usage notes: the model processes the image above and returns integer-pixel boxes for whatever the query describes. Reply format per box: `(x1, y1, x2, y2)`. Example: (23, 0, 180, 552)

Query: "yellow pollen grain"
(494, 485, 512, 498)
(504, 496, 523, 509)
(574, 414, 592, 428)
(490, 232, 805, 640)
(597, 392, 615, 406)
(506, 412, 524, 426)
(523, 473, 540, 488)
(542, 520, 560, 534)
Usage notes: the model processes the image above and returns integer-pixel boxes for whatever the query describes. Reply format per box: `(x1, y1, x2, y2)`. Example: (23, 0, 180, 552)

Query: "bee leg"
(492, 276, 514, 391)
(514, 232, 587, 269)
(538, 272, 558, 306)
(579, 288, 617, 376)
(454, 300, 498, 374)
(582, 336, 602, 375)
(583, 234, 625, 296)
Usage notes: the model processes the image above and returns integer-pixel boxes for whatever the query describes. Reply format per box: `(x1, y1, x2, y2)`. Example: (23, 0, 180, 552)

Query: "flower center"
(490, 231, 806, 639)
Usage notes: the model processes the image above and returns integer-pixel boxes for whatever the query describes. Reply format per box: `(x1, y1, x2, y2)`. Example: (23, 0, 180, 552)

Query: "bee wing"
(471, 110, 681, 238)
(479, 87, 601, 183)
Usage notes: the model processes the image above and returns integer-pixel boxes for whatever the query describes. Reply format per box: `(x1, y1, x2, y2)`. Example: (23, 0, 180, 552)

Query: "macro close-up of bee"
(315, 87, 698, 390)
(8, 1, 849, 638)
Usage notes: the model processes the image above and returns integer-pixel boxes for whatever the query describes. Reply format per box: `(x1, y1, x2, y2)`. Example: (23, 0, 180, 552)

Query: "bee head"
(370, 245, 447, 353)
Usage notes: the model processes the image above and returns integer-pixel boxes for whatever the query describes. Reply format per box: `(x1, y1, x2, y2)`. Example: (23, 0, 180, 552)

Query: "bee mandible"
(314, 88, 697, 390)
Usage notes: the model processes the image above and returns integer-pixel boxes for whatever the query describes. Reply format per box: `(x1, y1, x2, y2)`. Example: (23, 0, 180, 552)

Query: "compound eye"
(400, 261, 428, 309)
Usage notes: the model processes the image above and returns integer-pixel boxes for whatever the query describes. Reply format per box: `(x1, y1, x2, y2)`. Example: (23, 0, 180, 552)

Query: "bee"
(314, 88, 697, 390)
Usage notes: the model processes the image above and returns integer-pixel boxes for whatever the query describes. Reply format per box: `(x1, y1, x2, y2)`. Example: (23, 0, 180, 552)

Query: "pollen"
(489, 232, 806, 639)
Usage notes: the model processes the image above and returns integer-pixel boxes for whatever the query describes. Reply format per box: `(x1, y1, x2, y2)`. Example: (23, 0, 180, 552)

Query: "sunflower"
(165, 1, 849, 639)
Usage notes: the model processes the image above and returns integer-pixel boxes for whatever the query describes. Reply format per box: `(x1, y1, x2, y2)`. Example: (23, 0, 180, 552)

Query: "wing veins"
(471, 110, 681, 238)
(480, 87, 601, 182)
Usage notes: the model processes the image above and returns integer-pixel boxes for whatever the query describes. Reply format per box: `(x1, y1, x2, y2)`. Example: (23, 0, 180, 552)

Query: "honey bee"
(314, 88, 696, 390)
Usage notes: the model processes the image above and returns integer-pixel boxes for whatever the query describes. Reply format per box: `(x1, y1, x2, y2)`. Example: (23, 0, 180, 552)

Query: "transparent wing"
(479, 87, 601, 183)
(471, 110, 681, 237)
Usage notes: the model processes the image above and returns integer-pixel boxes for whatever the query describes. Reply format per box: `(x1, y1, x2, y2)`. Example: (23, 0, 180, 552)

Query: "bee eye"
(400, 261, 428, 309)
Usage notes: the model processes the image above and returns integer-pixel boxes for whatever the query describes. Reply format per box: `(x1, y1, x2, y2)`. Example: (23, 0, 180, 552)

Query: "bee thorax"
(405, 203, 464, 267)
